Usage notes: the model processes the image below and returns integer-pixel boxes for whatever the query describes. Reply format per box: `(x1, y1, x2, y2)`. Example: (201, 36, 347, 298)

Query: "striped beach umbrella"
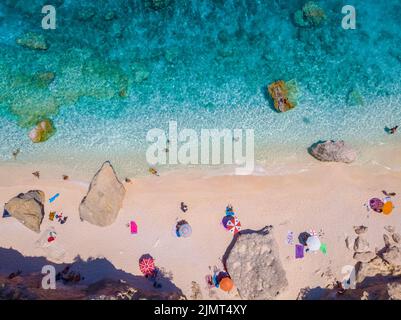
(226, 216, 241, 235)
(139, 257, 155, 276)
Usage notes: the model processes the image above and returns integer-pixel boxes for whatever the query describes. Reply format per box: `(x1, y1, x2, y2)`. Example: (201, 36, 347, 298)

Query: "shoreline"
(1, 140, 401, 181)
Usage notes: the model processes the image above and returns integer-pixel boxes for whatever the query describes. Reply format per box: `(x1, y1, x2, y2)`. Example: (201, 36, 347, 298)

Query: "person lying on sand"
(181, 202, 188, 213)
(12, 148, 20, 160)
(382, 190, 396, 197)
(56, 266, 84, 284)
(389, 125, 399, 134)
(149, 168, 159, 176)
(32, 171, 40, 179)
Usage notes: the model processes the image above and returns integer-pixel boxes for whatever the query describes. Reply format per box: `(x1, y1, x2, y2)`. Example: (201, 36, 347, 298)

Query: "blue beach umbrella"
(178, 224, 192, 238)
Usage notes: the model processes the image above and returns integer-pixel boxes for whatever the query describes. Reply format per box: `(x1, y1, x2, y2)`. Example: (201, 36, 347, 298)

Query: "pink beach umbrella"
(139, 257, 155, 276)
(226, 216, 242, 235)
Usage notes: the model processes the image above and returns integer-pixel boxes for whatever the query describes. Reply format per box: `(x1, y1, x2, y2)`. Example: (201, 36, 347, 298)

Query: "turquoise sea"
(0, 0, 400, 176)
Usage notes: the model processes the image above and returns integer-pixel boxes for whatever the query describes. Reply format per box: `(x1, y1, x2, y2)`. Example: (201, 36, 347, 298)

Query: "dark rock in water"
(28, 119, 55, 143)
(309, 140, 357, 163)
(225, 226, 288, 300)
(79, 161, 126, 227)
(145, 0, 172, 10)
(294, 1, 326, 28)
(4, 190, 45, 233)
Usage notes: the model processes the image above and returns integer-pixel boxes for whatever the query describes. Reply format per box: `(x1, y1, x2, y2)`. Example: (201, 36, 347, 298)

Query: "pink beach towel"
(130, 221, 138, 234)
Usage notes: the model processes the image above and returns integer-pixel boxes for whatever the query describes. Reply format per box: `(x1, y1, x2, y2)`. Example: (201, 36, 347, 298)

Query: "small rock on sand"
(353, 251, 376, 263)
(385, 226, 396, 234)
(354, 226, 368, 234)
(383, 234, 392, 248)
(392, 233, 401, 244)
(354, 236, 369, 252)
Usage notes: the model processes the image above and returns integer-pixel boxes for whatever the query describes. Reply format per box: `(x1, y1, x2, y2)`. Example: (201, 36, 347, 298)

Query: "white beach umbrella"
(306, 235, 321, 251)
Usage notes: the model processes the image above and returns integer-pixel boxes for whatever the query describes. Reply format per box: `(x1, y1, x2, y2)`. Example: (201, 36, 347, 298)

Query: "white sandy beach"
(1, 144, 401, 299)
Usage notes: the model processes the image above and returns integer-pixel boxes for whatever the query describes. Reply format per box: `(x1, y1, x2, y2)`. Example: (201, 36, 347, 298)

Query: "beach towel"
(130, 221, 138, 234)
(49, 193, 60, 203)
(295, 244, 304, 259)
(320, 243, 327, 254)
(286, 231, 294, 245)
(2, 209, 11, 218)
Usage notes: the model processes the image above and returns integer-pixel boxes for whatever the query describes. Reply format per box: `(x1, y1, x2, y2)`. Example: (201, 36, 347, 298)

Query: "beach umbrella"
(226, 216, 241, 235)
(382, 201, 394, 215)
(222, 216, 232, 229)
(139, 257, 155, 276)
(178, 223, 192, 238)
(306, 235, 321, 252)
(369, 198, 384, 212)
(219, 277, 234, 292)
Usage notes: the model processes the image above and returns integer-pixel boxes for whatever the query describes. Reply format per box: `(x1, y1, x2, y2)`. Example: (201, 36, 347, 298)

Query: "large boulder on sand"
(225, 226, 288, 300)
(310, 140, 357, 163)
(79, 162, 125, 227)
(4, 190, 45, 233)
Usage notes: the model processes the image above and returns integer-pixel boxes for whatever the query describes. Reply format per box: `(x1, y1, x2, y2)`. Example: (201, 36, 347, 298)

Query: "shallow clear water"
(0, 0, 400, 176)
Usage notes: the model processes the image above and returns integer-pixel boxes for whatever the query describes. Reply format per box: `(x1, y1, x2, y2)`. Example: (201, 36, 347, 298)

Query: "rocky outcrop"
(224, 226, 288, 300)
(353, 236, 370, 253)
(298, 226, 401, 300)
(16, 32, 48, 50)
(309, 140, 357, 163)
(294, 1, 326, 28)
(79, 162, 126, 227)
(4, 191, 45, 233)
(28, 119, 55, 143)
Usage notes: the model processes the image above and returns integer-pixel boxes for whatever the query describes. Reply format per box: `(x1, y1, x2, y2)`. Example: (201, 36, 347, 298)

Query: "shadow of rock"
(0, 247, 185, 300)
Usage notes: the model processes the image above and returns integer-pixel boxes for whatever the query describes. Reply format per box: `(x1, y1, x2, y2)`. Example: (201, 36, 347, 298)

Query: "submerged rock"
(4, 190, 45, 233)
(132, 63, 150, 83)
(267, 80, 298, 113)
(310, 140, 357, 163)
(225, 226, 288, 300)
(28, 119, 55, 143)
(294, 1, 326, 28)
(79, 162, 126, 227)
(347, 88, 365, 106)
(33, 72, 56, 88)
(16, 32, 48, 50)
(145, 0, 172, 10)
